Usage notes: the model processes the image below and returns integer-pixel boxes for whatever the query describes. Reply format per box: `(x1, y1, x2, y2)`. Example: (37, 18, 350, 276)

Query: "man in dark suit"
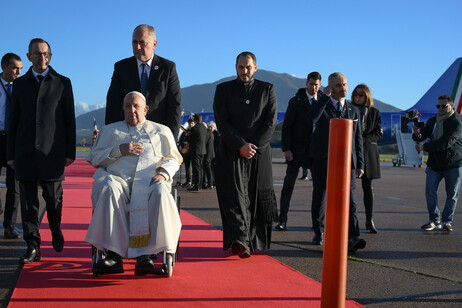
(203, 122, 215, 189)
(187, 114, 207, 191)
(308, 72, 365, 250)
(7, 38, 76, 263)
(105, 24, 181, 139)
(0, 53, 22, 239)
(276, 72, 324, 231)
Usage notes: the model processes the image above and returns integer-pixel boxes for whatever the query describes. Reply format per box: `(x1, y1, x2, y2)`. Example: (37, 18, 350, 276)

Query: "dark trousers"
(311, 158, 360, 239)
(183, 154, 192, 183)
(203, 156, 214, 186)
(349, 171, 360, 238)
(279, 163, 301, 223)
(20, 180, 63, 249)
(191, 154, 204, 187)
(361, 177, 374, 221)
(311, 158, 327, 236)
(0, 134, 20, 231)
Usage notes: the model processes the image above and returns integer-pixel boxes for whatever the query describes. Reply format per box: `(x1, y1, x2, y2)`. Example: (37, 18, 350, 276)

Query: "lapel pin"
(154, 65, 159, 70)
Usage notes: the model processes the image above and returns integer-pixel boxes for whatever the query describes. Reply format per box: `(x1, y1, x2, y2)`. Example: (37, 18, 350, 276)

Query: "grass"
(77, 147, 91, 152)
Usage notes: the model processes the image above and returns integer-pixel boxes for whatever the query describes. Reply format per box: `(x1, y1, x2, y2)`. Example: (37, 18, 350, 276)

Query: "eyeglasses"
(353, 93, 365, 97)
(436, 104, 449, 109)
(32, 52, 51, 58)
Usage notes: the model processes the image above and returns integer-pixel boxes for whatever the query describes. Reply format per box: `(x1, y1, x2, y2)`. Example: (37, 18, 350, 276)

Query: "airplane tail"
(408, 58, 462, 114)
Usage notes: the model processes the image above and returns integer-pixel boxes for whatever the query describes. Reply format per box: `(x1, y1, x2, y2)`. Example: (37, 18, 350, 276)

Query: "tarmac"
(1, 158, 462, 307)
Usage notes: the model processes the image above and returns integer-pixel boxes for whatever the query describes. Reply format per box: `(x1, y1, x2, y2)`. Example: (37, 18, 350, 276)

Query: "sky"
(2, 0, 462, 113)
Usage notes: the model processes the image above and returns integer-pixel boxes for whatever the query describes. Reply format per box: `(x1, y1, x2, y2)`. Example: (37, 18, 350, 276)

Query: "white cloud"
(74, 101, 105, 117)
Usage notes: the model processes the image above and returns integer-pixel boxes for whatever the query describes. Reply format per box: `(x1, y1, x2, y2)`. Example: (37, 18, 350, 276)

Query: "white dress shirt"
(136, 56, 154, 81)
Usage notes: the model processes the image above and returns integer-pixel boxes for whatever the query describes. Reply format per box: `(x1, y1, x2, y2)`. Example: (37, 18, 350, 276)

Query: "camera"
(405, 109, 425, 129)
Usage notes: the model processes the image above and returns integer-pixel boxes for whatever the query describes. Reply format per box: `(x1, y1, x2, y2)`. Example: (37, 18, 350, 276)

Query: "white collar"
(32, 67, 50, 78)
(306, 89, 317, 102)
(136, 56, 154, 68)
(331, 98, 345, 107)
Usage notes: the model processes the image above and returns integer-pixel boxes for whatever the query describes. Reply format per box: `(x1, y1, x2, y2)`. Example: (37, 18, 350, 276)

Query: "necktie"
(140, 63, 148, 95)
(337, 102, 341, 116)
(5, 83, 12, 97)
(37, 75, 44, 84)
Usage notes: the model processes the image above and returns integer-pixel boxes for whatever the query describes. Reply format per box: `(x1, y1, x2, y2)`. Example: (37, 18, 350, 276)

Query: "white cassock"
(85, 120, 183, 258)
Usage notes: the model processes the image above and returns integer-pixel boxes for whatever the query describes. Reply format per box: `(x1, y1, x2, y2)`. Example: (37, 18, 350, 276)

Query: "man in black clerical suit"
(308, 72, 365, 250)
(187, 114, 207, 191)
(213, 52, 278, 258)
(105, 24, 181, 139)
(0, 53, 22, 239)
(8, 38, 76, 263)
(276, 72, 324, 231)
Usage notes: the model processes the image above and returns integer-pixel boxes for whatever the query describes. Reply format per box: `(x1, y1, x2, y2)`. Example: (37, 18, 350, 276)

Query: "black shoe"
(135, 255, 156, 275)
(366, 220, 378, 234)
(4, 228, 21, 239)
(348, 237, 366, 251)
(181, 182, 192, 188)
(312, 233, 324, 245)
(93, 251, 124, 275)
(299, 176, 308, 180)
(188, 186, 201, 192)
(231, 241, 247, 256)
(275, 222, 287, 231)
(205, 185, 215, 189)
(52, 230, 65, 252)
(239, 251, 251, 258)
(19, 246, 41, 264)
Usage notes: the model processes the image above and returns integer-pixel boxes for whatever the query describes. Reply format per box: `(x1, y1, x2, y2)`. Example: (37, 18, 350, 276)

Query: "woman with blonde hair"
(352, 84, 383, 233)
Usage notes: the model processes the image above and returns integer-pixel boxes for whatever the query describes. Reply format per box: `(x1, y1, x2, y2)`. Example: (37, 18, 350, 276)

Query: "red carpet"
(9, 158, 362, 307)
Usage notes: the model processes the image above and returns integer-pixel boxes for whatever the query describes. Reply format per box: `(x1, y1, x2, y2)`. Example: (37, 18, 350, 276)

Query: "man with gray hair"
(86, 91, 182, 275)
(105, 24, 181, 139)
(308, 72, 365, 250)
(8, 39, 76, 263)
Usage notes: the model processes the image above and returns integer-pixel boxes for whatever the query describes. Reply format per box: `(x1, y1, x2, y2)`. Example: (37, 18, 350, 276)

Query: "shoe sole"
(421, 226, 442, 231)
(239, 252, 251, 259)
(19, 254, 41, 264)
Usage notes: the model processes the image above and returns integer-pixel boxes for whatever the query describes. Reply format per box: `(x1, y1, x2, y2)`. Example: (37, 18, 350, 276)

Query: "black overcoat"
(213, 78, 277, 252)
(7, 66, 76, 181)
(281, 88, 325, 167)
(188, 123, 207, 155)
(360, 106, 382, 179)
(105, 55, 181, 138)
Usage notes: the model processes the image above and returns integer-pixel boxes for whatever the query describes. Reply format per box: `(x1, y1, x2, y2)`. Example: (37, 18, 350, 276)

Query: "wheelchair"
(91, 188, 181, 278)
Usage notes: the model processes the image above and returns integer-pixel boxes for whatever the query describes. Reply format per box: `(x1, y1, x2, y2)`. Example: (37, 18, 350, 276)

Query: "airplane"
(181, 58, 462, 147)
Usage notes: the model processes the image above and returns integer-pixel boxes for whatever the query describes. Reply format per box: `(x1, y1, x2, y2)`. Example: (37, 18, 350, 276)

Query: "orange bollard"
(321, 119, 353, 308)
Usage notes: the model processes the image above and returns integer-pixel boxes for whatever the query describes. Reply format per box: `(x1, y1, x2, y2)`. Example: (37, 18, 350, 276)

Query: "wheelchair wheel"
(166, 253, 174, 278)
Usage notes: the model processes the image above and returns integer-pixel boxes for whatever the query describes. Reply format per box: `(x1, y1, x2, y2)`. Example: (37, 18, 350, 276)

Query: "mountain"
(181, 69, 400, 113)
(76, 70, 401, 132)
(75, 101, 105, 117)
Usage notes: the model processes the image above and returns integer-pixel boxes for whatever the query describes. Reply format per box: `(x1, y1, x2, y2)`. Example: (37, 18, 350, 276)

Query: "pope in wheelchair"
(85, 91, 182, 276)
